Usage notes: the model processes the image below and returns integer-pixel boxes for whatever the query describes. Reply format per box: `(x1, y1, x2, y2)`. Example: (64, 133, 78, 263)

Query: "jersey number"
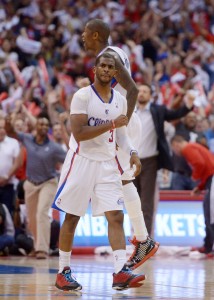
(109, 129, 114, 142)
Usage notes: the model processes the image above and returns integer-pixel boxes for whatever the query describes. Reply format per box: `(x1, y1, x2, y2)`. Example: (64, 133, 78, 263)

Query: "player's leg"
(123, 181, 159, 270)
(123, 181, 148, 240)
(105, 210, 146, 290)
(92, 159, 145, 290)
(55, 213, 82, 291)
(54, 151, 95, 291)
(105, 210, 126, 272)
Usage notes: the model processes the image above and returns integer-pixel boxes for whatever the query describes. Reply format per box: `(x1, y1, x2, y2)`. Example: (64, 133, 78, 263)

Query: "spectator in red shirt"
(171, 135, 214, 257)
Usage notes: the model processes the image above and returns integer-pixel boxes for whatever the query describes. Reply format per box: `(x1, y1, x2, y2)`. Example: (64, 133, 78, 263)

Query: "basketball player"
(53, 53, 146, 291)
(82, 19, 159, 270)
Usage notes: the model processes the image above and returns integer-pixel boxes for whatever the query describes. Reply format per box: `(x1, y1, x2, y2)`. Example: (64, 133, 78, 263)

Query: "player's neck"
(93, 82, 112, 103)
(95, 43, 109, 56)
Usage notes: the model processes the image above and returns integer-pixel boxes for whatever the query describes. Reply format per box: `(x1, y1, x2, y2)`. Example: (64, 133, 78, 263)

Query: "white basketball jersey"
(69, 85, 127, 161)
(98, 46, 142, 179)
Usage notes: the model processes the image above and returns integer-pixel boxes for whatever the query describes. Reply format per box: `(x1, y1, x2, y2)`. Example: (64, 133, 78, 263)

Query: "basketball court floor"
(0, 253, 213, 300)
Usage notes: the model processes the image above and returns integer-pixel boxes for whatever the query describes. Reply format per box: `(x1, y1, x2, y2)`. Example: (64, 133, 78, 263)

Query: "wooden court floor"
(0, 254, 214, 300)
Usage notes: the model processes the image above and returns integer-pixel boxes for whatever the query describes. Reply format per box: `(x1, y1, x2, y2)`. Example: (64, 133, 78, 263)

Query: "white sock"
(113, 249, 127, 273)
(123, 183, 148, 241)
(59, 250, 71, 273)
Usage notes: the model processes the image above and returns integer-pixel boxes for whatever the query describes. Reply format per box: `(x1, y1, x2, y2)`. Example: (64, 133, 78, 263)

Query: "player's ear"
(93, 66, 96, 74)
(93, 32, 98, 40)
(113, 70, 118, 77)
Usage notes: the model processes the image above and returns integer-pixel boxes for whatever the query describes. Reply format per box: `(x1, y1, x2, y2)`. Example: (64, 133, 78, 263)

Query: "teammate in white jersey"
(53, 53, 146, 291)
(82, 19, 159, 270)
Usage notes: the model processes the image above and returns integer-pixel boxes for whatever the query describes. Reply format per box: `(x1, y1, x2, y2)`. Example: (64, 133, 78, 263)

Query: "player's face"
(95, 57, 117, 84)
(82, 25, 94, 51)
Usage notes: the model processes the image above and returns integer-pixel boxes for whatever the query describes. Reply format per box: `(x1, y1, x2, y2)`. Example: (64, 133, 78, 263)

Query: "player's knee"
(106, 210, 124, 226)
(64, 213, 80, 229)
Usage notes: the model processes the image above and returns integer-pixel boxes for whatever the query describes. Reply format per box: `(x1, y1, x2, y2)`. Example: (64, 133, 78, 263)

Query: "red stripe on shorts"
(115, 155, 124, 175)
(63, 152, 77, 184)
(76, 142, 80, 154)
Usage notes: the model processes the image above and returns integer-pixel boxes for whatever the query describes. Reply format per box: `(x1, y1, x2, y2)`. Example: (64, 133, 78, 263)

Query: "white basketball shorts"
(52, 149, 124, 216)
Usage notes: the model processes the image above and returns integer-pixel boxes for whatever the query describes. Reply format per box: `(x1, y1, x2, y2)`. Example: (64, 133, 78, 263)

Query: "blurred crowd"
(1, 0, 214, 256)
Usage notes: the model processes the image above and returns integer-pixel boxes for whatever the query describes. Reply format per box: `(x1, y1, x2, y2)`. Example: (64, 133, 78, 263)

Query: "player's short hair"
(95, 53, 116, 66)
(86, 19, 110, 43)
(171, 135, 185, 144)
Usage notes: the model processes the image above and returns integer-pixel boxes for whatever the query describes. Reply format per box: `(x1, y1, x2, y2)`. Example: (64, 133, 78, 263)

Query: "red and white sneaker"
(206, 252, 214, 259)
(127, 236, 159, 270)
(55, 267, 82, 291)
(112, 264, 146, 290)
(190, 246, 206, 253)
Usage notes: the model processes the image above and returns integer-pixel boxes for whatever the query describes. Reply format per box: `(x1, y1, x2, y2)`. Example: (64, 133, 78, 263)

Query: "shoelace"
(129, 242, 142, 259)
(121, 266, 132, 274)
(130, 240, 152, 262)
(64, 270, 77, 282)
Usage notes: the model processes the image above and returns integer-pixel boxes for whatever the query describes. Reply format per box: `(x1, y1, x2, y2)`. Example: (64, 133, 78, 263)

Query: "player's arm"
(116, 126, 141, 177)
(71, 114, 128, 142)
(106, 50, 139, 120)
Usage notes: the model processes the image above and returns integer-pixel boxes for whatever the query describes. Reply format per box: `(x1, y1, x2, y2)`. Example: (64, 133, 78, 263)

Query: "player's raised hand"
(113, 115, 128, 128)
(130, 153, 141, 177)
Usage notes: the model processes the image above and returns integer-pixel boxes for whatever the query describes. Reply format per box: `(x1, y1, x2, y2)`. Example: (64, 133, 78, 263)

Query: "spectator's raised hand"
(59, 111, 69, 124)
(126, 40, 136, 50)
(14, 100, 22, 113)
(185, 90, 196, 109)
(30, 78, 40, 89)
